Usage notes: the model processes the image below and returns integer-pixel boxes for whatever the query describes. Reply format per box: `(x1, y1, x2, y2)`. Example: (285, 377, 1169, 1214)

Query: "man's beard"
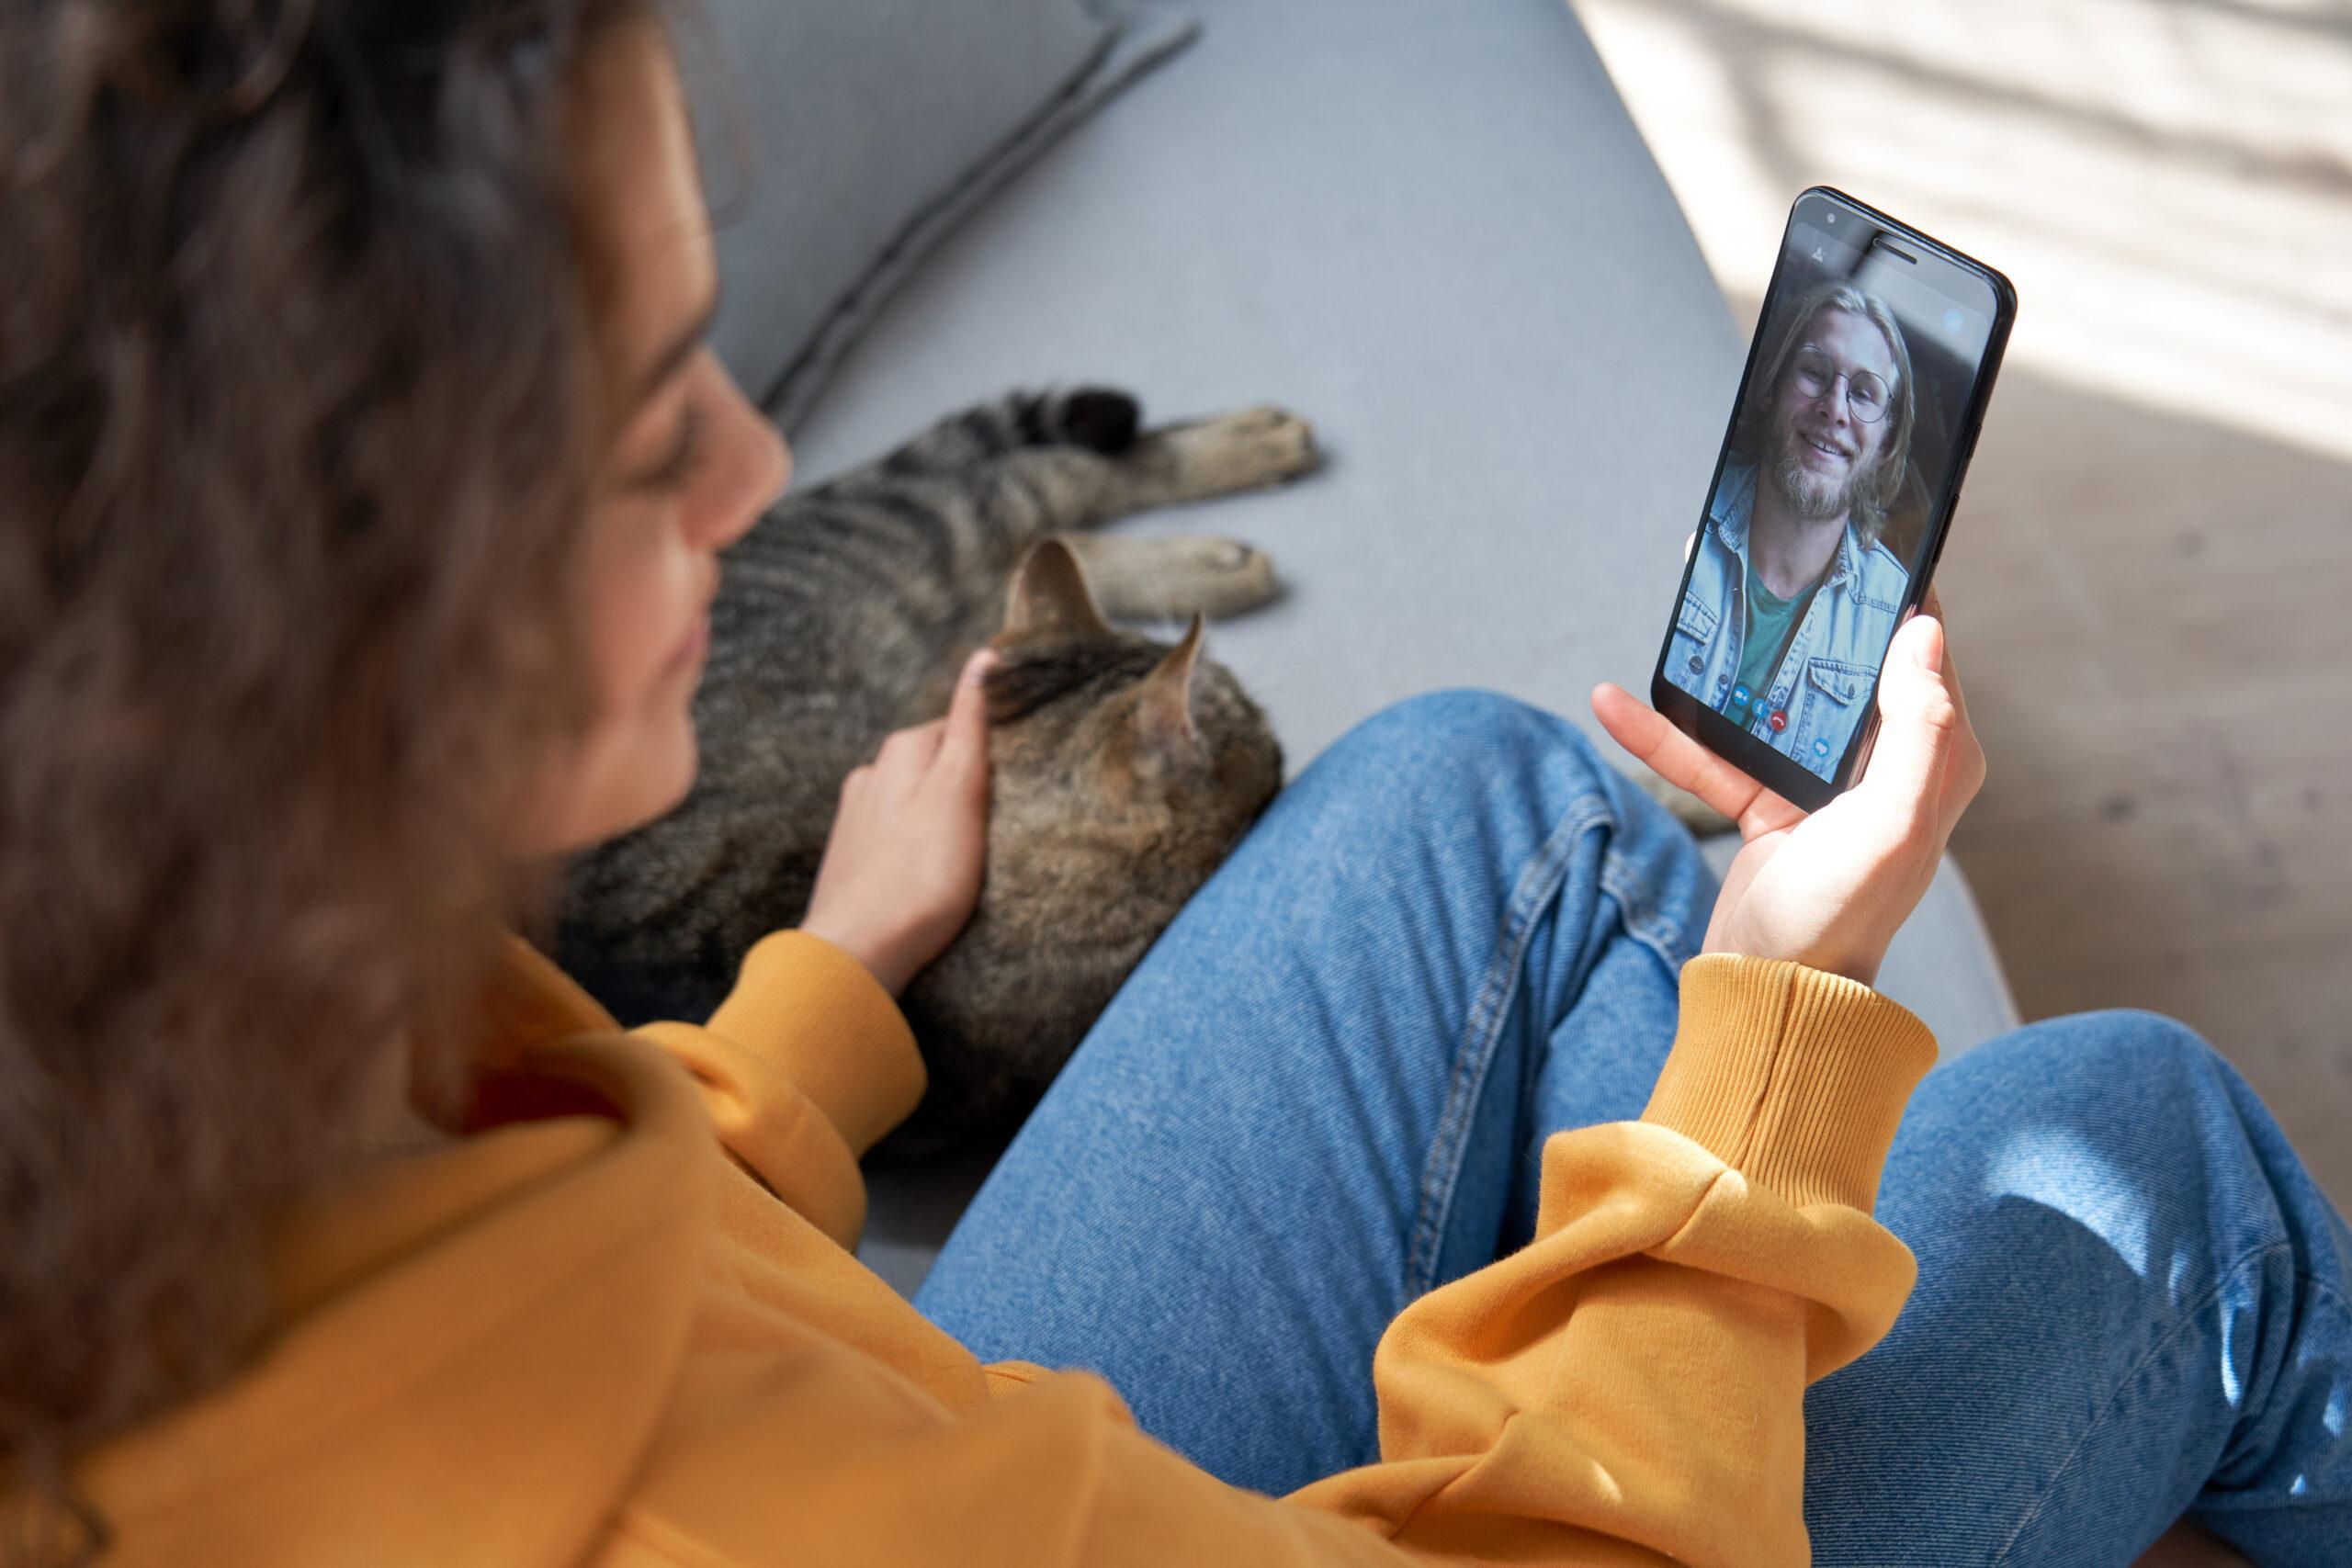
(1770, 425, 1871, 522)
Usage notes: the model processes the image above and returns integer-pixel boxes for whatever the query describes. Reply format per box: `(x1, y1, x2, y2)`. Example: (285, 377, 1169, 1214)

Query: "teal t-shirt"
(1721, 560, 1816, 732)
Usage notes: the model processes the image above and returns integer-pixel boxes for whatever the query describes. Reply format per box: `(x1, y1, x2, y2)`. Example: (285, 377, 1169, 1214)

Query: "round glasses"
(1789, 347, 1891, 423)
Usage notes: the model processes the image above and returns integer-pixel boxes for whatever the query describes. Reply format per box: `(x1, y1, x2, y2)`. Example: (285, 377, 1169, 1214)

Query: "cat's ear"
(1001, 537, 1114, 642)
(1133, 613, 1206, 750)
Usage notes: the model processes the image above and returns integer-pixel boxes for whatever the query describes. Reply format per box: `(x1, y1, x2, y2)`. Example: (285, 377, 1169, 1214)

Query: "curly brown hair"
(0, 0, 658, 1501)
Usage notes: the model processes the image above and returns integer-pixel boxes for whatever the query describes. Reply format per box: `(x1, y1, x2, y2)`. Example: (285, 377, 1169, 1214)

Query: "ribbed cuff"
(706, 930, 925, 1156)
(1641, 954, 1937, 1212)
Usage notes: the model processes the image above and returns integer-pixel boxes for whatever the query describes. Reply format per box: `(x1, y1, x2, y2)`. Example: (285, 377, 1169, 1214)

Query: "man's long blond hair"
(1734, 281, 1917, 547)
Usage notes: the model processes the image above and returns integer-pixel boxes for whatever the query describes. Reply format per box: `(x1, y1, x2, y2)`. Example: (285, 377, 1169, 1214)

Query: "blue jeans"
(915, 691, 2352, 1566)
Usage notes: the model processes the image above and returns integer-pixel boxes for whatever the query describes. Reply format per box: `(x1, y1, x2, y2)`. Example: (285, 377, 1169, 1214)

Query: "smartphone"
(1649, 186, 2015, 812)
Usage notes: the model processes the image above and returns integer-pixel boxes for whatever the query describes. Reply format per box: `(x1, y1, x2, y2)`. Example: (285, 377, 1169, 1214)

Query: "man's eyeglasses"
(1788, 347, 1891, 424)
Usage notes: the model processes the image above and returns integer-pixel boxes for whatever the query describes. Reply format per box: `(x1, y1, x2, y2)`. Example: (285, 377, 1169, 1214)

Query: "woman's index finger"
(1590, 682, 1770, 823)
(935, 650, 998, 785)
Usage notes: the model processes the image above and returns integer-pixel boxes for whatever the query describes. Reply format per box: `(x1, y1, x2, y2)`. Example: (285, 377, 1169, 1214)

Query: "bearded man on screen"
(1666, 280, 1917, 781)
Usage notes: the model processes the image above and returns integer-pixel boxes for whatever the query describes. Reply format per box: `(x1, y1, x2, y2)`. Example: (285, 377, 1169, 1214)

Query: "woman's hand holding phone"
(1594, 592, 1984, 987)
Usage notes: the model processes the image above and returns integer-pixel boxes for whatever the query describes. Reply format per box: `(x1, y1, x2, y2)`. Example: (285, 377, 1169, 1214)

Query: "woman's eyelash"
(643, 401, 709, 493)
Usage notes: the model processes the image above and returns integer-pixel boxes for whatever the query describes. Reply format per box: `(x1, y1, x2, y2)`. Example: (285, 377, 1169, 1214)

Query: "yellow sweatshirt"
(14, 931, 1935, 1567)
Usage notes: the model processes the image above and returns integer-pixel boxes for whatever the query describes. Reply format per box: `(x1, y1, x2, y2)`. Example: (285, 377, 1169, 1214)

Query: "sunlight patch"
(1984, 1128, 2151, 1280)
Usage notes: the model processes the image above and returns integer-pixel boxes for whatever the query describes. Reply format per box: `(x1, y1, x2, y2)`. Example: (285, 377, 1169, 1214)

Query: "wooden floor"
(1578, 0, 2352, 1210)
(1940, 364, 2352, 1209)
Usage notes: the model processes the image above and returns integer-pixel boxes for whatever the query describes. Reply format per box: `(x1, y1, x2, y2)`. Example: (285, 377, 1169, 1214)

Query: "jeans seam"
(1402, 795, 1611, 1300)
(2190, 1275, 2352, 1525)
(1599, 846, 1698, 977)
(1986, 1241, 2299, 1568)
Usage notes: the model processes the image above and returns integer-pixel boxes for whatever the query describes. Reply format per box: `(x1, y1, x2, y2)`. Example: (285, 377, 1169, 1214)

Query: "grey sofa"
(735, 0, 2017, 1293)
(704, 6, 2261, 1563)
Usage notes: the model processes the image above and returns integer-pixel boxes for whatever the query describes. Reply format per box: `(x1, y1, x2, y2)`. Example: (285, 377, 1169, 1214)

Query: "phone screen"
(1657, 189, 2009, 795)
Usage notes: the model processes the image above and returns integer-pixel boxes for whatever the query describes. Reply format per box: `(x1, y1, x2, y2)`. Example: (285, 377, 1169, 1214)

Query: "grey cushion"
(679, 0, 1196, 430)
(758, 0, 2019, 1291)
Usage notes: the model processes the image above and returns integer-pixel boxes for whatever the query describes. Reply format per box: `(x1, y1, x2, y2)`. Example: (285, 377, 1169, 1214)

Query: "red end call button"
(1768, 710, 1788, 732)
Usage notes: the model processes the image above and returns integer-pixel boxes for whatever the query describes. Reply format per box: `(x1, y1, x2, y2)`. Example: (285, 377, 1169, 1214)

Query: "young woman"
(1, 5, 2343, 1564)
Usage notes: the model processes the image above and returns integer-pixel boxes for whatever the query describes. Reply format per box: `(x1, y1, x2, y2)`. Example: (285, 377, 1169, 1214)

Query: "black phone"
(1649, 186, 2015, 812)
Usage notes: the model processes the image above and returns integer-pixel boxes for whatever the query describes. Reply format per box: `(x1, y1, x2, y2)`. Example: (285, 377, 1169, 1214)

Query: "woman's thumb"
(1860, 615, 1957, 809)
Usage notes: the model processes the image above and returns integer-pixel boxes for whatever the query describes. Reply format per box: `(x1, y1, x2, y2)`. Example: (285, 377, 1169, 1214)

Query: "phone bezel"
(1648, 186, 2018, 814)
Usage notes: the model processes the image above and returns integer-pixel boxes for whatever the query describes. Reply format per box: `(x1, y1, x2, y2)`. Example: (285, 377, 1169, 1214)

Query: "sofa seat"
(777, 0, 2018, 1276)
(778, 6, 2252, 1562)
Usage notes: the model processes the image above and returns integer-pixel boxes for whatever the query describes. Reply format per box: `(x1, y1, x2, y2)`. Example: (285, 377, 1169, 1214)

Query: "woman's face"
(527, 24, 791, 857)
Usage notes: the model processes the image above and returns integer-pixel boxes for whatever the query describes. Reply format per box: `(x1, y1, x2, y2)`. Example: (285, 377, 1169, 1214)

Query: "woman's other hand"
(800, 649, 999, 996)
(1591, 594, 1984, 987)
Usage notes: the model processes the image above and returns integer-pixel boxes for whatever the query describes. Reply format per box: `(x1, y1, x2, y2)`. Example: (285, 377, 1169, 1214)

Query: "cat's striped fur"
(558, 389, 1318, 1153)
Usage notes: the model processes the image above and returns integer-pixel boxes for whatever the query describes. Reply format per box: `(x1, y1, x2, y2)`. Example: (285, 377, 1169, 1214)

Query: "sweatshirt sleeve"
(606, 953, 1939, 1568)
(631, 930, 923, 1253)
(1266, 953, 1938, 1565)
(1059, 954, 1938, 1566)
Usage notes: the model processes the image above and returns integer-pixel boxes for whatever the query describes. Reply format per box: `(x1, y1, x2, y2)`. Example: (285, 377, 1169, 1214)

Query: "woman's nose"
(751, 419, 792, 513)
(696, 387, 790, 552)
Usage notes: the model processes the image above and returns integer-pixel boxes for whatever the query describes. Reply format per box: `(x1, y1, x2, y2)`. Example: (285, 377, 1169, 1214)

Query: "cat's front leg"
(994, 402, 1320, 530)
(1054, 532, 1281, 622)
(1110, 405, 1321, 512)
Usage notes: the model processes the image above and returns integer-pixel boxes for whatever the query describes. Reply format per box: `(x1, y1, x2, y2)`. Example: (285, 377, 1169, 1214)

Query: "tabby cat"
(558, 389, 1319, 1155)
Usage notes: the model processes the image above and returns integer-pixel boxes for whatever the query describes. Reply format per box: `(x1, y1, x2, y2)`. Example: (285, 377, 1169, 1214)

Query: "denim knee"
(1967, 1010, 2307, 1241)
(1320, 688, 1609, 803)
(2017, 1009, 2236, 1110)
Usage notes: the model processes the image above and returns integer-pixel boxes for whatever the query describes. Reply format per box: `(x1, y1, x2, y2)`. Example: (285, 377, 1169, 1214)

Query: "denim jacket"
(1665, 459, 1911, 780)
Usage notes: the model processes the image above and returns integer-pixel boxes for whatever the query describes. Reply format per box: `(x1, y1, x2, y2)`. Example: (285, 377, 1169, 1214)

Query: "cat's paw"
(1204, 405, 1319, 488)
(1162, 536, 1280, 618)
(1155, 405, 1320, 496)
(1074, 534, 1281, 621)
